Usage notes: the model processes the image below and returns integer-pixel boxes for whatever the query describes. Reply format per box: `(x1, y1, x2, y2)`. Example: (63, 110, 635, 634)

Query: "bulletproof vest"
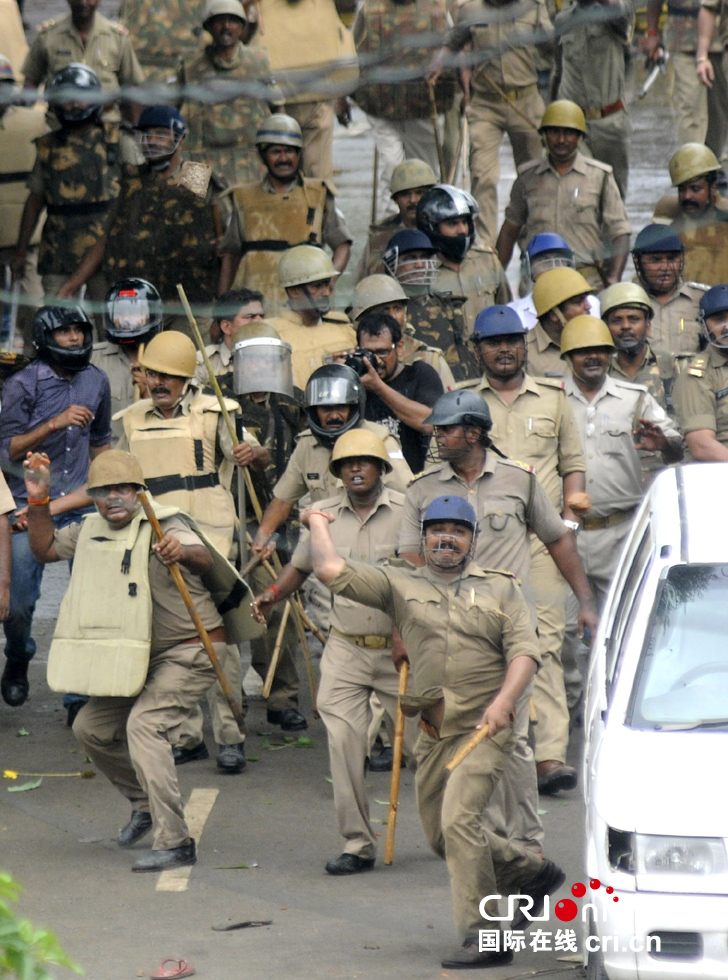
(353, 0, 455, 120)
(230, 178, 328, 310)
(105, 164, 220, 306)
(119, 0, 207, 81)
(0, 107, 47, 249)
(253, 0, 359, 102)
(48, 510, 154, 697)
(407, 292, 480, 382)
(679, 217, 728, 288)
(118, 392, 239, 555)
(268, 311, 357, 392)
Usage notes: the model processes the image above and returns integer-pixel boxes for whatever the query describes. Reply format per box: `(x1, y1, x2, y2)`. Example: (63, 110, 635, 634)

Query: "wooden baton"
(384, 661, 409, 866)
(445, 724, 490, 773)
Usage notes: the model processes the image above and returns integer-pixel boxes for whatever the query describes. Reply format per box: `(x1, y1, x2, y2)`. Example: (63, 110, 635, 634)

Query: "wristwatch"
(563, 519, 581, 536)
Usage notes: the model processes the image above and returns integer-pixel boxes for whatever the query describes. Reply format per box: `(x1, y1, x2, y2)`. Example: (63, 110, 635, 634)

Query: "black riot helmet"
(48, 63, 103, 125)
(424, 389, 492, 441)
(104, 278, 163, 345)
(304, 363, 366, 449)
(32, 305, 94, 372)
(416, 184, 478, 264)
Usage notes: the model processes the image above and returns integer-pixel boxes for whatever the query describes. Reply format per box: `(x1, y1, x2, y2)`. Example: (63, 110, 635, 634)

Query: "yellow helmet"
(277, 245, 339, 289)
(539, 100, 587, 135)
(88, 450, 146, 490)
(600, 282, 654, 319)
(139, 331, 197, 378)
(533, 268, 592, 318)
(232, 319, 282, 346)
(351, 275, 407, 320)
(560, 315, 615, 357)
(390, 159, 437, 197)
(329, 428, 393, 476)
(669, 143, 721, 187)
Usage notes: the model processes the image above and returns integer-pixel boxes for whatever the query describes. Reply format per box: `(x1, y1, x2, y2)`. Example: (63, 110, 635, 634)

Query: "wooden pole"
(137, 491, 245, 732)
(384, 661, 409, 866)
(427, 81, 446, 180)
(262, 601, 291, 699)
(445, 724, 490, 773)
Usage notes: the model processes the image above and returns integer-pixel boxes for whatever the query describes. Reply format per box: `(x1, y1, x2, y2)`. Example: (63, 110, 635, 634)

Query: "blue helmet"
(699, 284, 728, 320)
(526, 233, 573, 259)
(136, 104, 186, 139)
(472, 305, 527, 340)
(422, 495, 478, 533)
(632, 223, 684, 256)
(385, 229, 436, 255)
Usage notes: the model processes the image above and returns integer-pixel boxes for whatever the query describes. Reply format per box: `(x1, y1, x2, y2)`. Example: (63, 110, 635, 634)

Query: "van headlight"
(636, 836, 727, 875)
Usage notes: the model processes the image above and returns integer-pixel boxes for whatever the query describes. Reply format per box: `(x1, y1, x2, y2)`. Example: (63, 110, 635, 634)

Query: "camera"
(344, 348, 380, 376)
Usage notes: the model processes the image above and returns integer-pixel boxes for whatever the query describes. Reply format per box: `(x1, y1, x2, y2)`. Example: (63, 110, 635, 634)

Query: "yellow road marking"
(156, 787, 219, 892)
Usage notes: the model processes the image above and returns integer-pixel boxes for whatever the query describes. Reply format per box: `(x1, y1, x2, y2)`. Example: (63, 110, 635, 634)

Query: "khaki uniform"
(504, 150, 631, 293)
(354, 213, 405, 282)
(327, 555, 543, 938)
(400, 330, 457, 390)
(182, 43, 282, 187)
(265, 308, 357, 392)
(58, 514, 223, 850)
(555, 0, 633, 198)
(91, 342, 139, 445)
(432, 247, 512, 340)
(292, 487, 416, 859)
(407, 292, 480, 382)
(608, 343, 687, 417)
(510, 289, 601, 331)
(274, 421, 412, 505)
(447, 0, 551, 243)
(671, 207, 728, 286)
(459, 374, 584, 765)
(674, 343, 728, 444)
(642, 278, 706, 355)
(22, 13, 145, 125)
(526, 321, 567, 378)
(119, 0, 206, 86)
(220, 174, 352, 313)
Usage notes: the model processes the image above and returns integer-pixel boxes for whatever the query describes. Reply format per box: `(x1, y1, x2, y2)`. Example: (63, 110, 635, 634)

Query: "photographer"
(354, 312, 444, 472)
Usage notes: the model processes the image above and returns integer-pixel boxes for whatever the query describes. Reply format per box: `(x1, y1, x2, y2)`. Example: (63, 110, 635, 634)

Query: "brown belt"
(582, 508, 635, 531)
(483, 81, 538, 103)
(584, 98, 625, 121)
(181, 626, 226, 645)
(329, 627, 390, 649)
(420, 719, 441, 740)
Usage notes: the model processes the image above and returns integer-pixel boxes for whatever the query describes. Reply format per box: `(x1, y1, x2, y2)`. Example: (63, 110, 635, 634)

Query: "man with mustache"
(527, 267, 593, 378)
(667, 142, 728, 286)
(459, 305, 586, 794)
(674, 285, 728, 459)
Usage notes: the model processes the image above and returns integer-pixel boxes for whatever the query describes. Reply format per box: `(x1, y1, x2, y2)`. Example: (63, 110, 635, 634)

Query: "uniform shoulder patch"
(500, 457, 534, 474)
(684, 280, 710, 293)
(516, 158, 540, 176)
(471, 243, 497, 254)
(612, 378, 648, 393)
(408, 465, 442, 484)
(687, 353, 708, 377)
(534, 377, 565, 390)
(480, 566, 518, 580)
(584, 157, 613, 174)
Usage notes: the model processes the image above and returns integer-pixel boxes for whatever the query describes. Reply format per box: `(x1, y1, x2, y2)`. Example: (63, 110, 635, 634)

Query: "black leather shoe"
(512, 858, 566, 931)
(132, 838, 196, 873)
(66, 701, 85, 728)
(217, 742, 246, 774)
(536, 760, 577, 795)
(325, 853, 375, 876)
(117, 810, 153, 848)
(368, 746, 406, 773)
(441, 940, 514, 969)
(267, 708, 308, 731)
(172, 742, 209, 765)
(1, 660, 28, 707)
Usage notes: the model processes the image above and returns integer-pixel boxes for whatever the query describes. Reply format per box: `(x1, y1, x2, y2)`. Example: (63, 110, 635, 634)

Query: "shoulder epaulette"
(408, 465, 442, 484)
(499, 457, 534, 474)
(583, 157, 613, 173)
(516, 159, 540, 176)
(534, 377, 566, 390)
(472, 243, 497, 254)
(38, 19, 57, 31)
(687, 353, 709, 377)
(684, 280, 710, 292)
(611, 378, 648, 393)
(455, 378, 479, 390)
(480, 566, 518, 579)
(387, 489, 407, 505)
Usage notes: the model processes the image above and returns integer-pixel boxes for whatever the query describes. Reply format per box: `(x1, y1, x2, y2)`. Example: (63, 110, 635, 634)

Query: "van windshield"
(628, 564, 728, 730)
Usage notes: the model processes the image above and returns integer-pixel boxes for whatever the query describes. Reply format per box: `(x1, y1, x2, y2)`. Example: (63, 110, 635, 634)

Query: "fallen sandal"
(150, 959, 195, 979)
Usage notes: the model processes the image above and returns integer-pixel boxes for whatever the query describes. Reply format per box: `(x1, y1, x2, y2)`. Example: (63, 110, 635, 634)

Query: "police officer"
(461, 305, 587, 793)
(696, 0, 728, 150)
(266, 245, 357, 394)
(554, 0, 634, 198)
(497, 101, 631, 292)
(22, 0, 145, 127)
(218, 115, 352, 310)
(255, 429, 417, 873)
(631, 223, 706, 356)
(674, 284, 728, 458)
(115, 330, 266, 772)
(181, 0, 284, 186)
(418, 184, 511, 340)
(351, 272, 457, 388)
(14, 65, 118, 317)
(24, 448, 259, 871)
(252, 363, 412, 557)
(92, 277, 163, 444)
(354, 158, 437, 281)
(666, 143, 728, 286)
(528, 267, 593, 377)
(307, 493, 565, 969)
(429, 0, 552, 245)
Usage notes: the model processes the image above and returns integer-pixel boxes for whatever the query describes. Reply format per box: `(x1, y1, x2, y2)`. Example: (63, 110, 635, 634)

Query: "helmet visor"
(305, 375, 359, 408)
(108, 293, 152, 336)
(233, 338, 293, 398)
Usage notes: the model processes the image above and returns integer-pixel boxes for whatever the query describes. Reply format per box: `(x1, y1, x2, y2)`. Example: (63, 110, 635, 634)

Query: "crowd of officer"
(4, 0, 728, 969)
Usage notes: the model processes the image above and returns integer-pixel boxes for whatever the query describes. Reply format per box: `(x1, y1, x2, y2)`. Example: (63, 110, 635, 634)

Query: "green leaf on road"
(7, 778, 43, 793)
(16, 728, 29, 737)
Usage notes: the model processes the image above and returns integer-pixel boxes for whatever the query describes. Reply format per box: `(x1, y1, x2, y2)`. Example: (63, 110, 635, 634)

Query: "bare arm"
(307, 509, 345, 583)
(332, 242, 351, 273)
(58, 235, 107, 297)
(253, 563, 306, 622)
(643, 0, 664, 61)
(12, 192, 45, 280)
(481, 655, 538, 736)
(697, 7, 717, 86)
(545, 531, 598, 641)
(8, 405, 96, 462)
(685, 428, 728, 461)
(23, 453, 61, 563)
(252, 496, 293, 556)
(152, 534, 214, 575)
(496, 219, 521, 270)
(561, 470, 586, 522)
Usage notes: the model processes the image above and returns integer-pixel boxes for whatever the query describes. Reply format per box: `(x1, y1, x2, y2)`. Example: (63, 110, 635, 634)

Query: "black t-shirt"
(364, 360, 444, 472)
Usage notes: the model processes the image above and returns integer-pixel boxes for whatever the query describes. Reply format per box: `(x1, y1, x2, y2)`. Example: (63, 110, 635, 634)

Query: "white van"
(583, 463, 728, 980)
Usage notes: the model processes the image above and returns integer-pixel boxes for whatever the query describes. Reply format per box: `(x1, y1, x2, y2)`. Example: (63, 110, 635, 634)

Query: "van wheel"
(586, 947, 609, 980)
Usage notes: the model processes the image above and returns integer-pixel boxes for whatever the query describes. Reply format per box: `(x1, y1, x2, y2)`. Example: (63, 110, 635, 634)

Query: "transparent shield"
(233, 338, 293, 398)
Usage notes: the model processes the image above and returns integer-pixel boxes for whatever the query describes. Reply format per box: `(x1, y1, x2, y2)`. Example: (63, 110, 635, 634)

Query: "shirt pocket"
(524, 415, 558, 458)
(598, 418, 632, 455)
(482, 499, 525, 531)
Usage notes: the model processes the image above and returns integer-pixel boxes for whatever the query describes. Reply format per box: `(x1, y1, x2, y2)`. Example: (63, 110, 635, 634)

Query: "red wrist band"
(28, 496, 50, 506)
(267, 585, 280, 601)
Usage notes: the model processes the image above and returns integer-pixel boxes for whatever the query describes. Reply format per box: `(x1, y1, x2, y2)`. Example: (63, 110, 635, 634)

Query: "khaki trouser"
(415, 727, 544, 939)
(73, 639, 221, 850)
(287, 100, 335, 181)
(530, 541, 570, 764)
(317, 633, 417, 859)
(466, 90, 545, 246)
(176, 642, 244, 748)
(41, 272, 108, 341)
(670, 51, 728, 158)
(583, 110, 631, 200)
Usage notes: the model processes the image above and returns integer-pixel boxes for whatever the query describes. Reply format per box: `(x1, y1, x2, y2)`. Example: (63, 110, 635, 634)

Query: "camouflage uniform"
(182, 43, 283, 186)
(406, 292, 480, 382)
(431, 246, 512, 339)
(119, 0, 207, 86)
(400, 329, 456, 389)
(21, 13, 145, 125)
(353, 213, 405, 282)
